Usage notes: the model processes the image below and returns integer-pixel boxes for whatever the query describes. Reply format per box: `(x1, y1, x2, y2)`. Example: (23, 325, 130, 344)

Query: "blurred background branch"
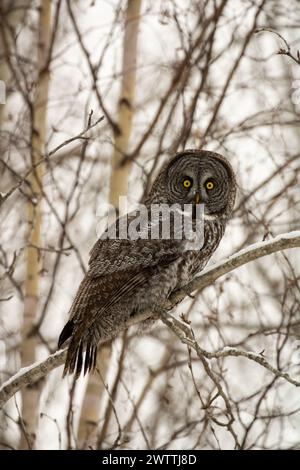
(0, 0, 300, 450)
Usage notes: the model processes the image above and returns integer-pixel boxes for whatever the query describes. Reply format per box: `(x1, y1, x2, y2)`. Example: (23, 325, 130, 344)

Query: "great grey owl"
(58, 149, 236, 377)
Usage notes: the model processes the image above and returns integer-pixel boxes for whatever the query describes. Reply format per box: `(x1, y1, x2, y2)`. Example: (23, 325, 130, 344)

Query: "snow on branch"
(0, 230, 300, 408)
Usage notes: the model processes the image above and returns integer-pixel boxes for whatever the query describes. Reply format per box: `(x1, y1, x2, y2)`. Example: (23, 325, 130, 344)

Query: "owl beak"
(194, 192, 201, 204)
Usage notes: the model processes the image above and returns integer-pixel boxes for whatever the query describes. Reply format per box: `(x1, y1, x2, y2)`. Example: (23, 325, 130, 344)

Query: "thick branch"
(0, 230, 299, 408)
(0, 313, 150, 409)
(168, 230, 300, 307)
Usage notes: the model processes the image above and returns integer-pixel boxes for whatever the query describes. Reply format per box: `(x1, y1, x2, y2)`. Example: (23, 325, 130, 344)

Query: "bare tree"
(19, 0, 52, 449)
(76, 0, 142, 448)
(0, 0, 300, 450)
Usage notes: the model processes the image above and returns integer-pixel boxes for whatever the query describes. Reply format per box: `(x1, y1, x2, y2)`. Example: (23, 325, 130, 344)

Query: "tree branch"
(255, 28, 300, 66)
(161, 312, 300, 388)
(0, 114, 104, 207)
(0, 230, 299, 408)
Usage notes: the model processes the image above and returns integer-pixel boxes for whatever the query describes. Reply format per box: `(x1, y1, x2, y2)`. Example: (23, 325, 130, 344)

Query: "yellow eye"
(205, 181, 214, 190)
(183, 179, 192, 188)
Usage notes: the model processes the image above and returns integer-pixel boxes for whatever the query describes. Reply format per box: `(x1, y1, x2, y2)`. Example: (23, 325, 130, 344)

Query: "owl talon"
(187, 292, 195, 299)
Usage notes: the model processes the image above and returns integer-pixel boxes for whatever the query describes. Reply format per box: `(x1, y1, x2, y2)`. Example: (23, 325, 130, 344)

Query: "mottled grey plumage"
(58, 149, 236, 377)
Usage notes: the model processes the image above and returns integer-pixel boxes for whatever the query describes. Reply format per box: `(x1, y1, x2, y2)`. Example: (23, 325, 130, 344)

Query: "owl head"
(148, 149, 236, 217)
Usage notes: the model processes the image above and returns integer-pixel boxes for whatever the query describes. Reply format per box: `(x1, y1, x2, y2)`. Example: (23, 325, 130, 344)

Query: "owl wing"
(59, 235, 182, 377)
(88, 212, 182, 276)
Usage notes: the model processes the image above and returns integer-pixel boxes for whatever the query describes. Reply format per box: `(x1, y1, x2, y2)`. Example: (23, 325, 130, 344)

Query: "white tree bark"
(77, 0, 142, 448)
(20, 0, 52, 449)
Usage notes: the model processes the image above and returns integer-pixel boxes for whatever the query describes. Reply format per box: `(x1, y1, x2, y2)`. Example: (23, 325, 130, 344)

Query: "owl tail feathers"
(62, 336, 98, 379)
(58, 319, 98, 378)
(58, 319, 74, 349)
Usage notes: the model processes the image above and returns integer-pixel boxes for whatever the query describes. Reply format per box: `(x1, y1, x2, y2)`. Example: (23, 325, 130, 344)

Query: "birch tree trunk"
(20, 0, 52, 449)
(77, 0, 142, 448)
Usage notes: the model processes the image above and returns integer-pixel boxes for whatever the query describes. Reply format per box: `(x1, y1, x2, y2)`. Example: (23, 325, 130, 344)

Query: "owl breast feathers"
(58, 149, 236, 377)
